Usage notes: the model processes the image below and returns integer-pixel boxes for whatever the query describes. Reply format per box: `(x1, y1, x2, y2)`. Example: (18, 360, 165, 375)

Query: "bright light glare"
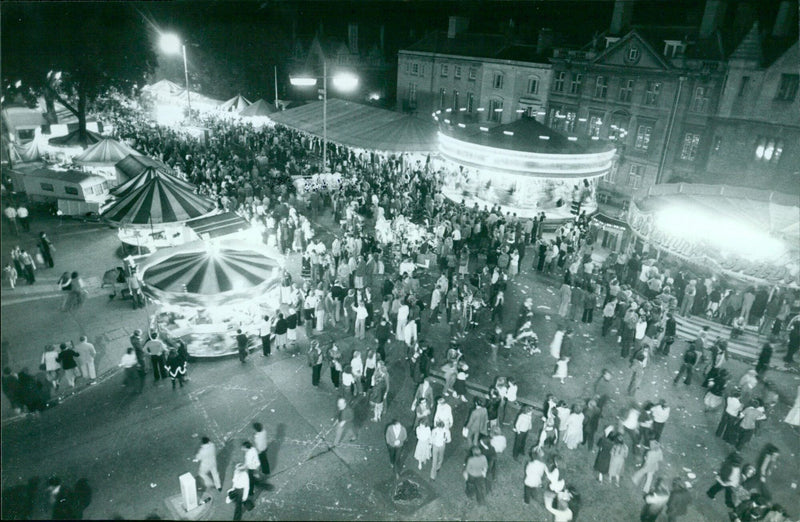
(655, 206, 785, 260)
(332, 73, 359, 91)
(290, 77, 317, 87)
(160, 33, 182, 55)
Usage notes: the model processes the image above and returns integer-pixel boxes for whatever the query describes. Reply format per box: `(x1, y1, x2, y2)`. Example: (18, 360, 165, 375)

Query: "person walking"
(665, 477, 691, 521)
(706, 452, 742, 509)
(640, 478, 670, 522)
(242, 441, 261, 498)
(651, 400, 670, 441)
(38, 232, 55, 268)
(607, 433, 629, 486)
(259, 315, 273, 357)
(332, 397, 357, 446)
(429, 419, 451, 480)
(4, 205, 19, 236)
(236, 329, 249, 363)
(464, 445, 489, 505)
(673, 343, 699, 386)
(464, 398, 489, 447)
(594, 427, 615, 483)
(631, 440, 663, 492)
(253, 422, 271, 475)
(118, 348, 140, 391)
(56, 342, 80, 388)
(144, 332, 167, 383)
(227, 463, 251, 521)
(414, 420, 432, 470)
(74, 335, 97, 383)
(193, 436, 222, 492)
(19, 249, 36, 284)
(385, 419, 407, 472)
(524, 447, 547, 504)
(582, 399, 602, 451)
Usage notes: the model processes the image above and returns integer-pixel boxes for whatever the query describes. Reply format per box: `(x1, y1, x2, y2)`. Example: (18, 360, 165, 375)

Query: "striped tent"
(218, 94, 251, 113)
(48, 129, 103, 148)
(101, 174, 216, 226)
(73, 138, 140, 167)
(139, 240, 281, 307)
(112, 158, 195, 198)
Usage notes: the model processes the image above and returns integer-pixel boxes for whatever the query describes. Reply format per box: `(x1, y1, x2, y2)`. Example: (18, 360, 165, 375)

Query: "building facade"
(397, 20, 552, 124)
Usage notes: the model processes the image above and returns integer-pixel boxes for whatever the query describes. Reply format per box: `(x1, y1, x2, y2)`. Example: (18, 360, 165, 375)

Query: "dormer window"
(663, 40, 685, 58)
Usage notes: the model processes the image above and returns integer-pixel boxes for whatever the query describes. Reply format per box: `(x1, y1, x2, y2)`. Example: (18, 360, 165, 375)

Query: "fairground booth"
(627, 184, 800, 288)
(139, 239, 283, 358)
(433, 110, 616, 220)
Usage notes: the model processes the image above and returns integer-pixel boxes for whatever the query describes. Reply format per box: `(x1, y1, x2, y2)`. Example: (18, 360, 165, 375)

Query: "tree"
(2, 3, 154, 145)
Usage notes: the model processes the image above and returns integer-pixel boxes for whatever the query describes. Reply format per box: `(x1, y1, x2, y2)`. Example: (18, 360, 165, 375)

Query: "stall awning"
(593, 212, 629, 229)
(187, 211, 250, 239)
(269, 99, 437, 153)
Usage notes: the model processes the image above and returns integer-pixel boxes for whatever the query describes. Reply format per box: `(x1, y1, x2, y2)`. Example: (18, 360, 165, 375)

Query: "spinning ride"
(434, 113, 616, 219)
(140, 240, 283, 357)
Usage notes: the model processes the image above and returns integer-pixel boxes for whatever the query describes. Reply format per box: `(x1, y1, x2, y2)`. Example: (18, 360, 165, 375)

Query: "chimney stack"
(537, 28, 554, 55)
(448, 16, 469, 39)
(772, 0, 794, 38)
(610, 0, 634, 35)
(700, 0, 728, 39)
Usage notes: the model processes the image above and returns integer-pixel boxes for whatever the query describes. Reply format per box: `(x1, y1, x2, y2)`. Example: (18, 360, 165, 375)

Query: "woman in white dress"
(553, 357, 569, 384)
(396, 302, 409, 341)
(550, 328, 565, 359)
(562, 405, 585, 449)
(414, 421, 432, 469)
(784, 384, 800, 427)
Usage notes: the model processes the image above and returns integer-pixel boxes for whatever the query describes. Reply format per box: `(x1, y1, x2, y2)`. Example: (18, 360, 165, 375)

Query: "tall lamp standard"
(290, 61, 358, 173)
(160, 33, 191, 113)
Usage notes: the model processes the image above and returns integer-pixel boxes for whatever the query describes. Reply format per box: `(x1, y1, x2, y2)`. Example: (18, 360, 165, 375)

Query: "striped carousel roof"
(101, 175, 216, 226)
(139, 240, 282, 307)
(112, 157, 194, 197)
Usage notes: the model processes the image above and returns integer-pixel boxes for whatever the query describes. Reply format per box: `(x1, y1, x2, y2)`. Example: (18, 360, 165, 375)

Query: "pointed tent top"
(729, 22, 763, 66)
(73, 138, 140, 166)
(219, 95, 252, 113)
(11, 134, 49, 163)
(239, 99, 277, 117)
(101, 174, 215, 226)
(112, 156, 195, 198)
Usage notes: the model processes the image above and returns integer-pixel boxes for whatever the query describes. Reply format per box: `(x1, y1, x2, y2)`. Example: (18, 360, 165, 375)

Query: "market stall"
(72, 138, 140, 185)
(140, 239, 283, 357)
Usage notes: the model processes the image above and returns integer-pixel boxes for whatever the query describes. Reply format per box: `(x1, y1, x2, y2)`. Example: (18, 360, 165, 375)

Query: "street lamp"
(290, 61, 359, 173)
(159, 32, 191, 113)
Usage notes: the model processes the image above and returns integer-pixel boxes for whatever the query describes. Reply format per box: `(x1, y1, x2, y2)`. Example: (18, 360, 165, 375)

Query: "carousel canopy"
(48, 129, 103, 148)
(239, 99, 277, 117)
(219, 94, 251, 113)
(139, 240, 281, 307)
(187, 211, 250, 239)
(111, 154, 184, 196)
(101, 173, 216, 226)
(270, 99, 437, 153)
(73, 138, 139, 167)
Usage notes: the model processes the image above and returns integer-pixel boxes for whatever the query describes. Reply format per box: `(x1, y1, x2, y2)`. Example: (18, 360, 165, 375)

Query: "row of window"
(605, 164, 645, 189)
(405, 60, 478, 80)
(552, 73, 712, 112)
(738, 73, 799, 102)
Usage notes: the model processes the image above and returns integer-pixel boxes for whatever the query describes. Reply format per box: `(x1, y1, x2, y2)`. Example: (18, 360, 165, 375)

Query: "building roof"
(239, 99, 277, 117)
(404, 31, 510, 60)
(73, 138, 140, 167)
(27, 167, 104, 184)
(1, 106, 48, 129)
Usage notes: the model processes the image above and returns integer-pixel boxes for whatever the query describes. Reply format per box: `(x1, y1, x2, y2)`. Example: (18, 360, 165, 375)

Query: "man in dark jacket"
(56, 343, 80, 388)
(673, 343, 699, 385)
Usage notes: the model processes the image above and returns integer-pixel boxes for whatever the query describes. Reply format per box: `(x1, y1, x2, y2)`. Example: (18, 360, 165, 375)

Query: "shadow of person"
(267, 423, 286, 473)
(72, 478, 92, 519)
(1, 476, 40, 520)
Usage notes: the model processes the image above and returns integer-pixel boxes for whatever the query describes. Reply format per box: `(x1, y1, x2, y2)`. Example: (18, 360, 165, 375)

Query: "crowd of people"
(2, 93, 798, 521)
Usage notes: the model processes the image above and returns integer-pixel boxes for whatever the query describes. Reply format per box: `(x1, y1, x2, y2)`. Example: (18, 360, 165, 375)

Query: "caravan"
(9, 167, 110, 216)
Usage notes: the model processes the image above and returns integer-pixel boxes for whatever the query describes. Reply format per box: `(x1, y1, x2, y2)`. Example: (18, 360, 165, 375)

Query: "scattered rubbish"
(687, 473, 696, 479)
(191, 433, 199, 438)
(150, 483, 157, 488)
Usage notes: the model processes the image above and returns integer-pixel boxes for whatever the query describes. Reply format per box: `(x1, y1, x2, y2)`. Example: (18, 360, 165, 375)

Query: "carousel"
(433, 111, 616, 219)
(139, 239, 283, 358)
(101, 164, 218, 253)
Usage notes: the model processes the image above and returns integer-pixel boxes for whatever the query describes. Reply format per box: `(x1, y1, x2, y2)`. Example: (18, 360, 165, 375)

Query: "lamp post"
(290, 61, 358, 173)
(160, 33, 191, 113)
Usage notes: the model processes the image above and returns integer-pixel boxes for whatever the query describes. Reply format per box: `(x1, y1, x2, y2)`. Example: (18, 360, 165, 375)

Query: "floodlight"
(160, 33, 182, 55)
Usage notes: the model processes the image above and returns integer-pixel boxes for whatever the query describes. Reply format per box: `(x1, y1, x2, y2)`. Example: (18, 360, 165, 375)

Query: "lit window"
(493, 72, 504, 89)
(755, 137, 784, 164)
(441, 64, 449, 77)
(594, 76, 608, 99)
(627, 46, 640, 62)
(553, 72, 566, 92)
(468, 68, 477, 80)
(680, 133, 701, 161)
(454, 65, 462, 79)
(466, 92, 474, 113)
(588, 114, 603, 138)
(775, 74, 799, 101)
(570, 74, 582, 95)
(439, 88, 446, 109)
(407, 83, 417, 107)
(635, 125, 652, 151)
(452, 90, 459, 110)
(645, 81, 661, 106)
(489, 99, 504, 122)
